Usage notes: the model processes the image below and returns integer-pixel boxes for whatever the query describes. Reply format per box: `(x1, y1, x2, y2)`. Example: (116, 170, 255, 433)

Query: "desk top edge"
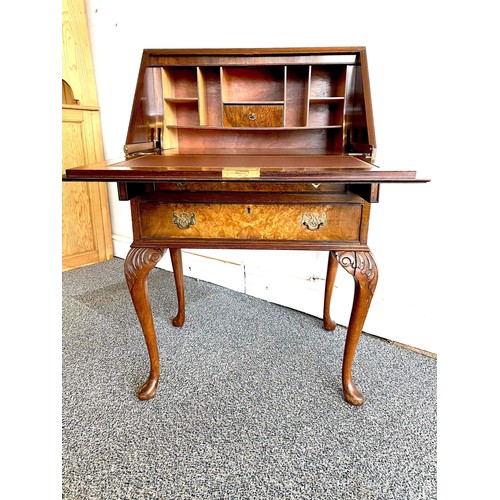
(142, 47, 367, 56)
(64, 154, 428, 183)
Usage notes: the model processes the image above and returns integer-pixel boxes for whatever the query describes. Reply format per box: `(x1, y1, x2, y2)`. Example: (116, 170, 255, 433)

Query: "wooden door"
(62, 106, 113, 270)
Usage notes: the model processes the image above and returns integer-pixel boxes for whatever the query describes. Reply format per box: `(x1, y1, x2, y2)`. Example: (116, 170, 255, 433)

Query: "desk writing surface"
(65, 153, 422, 183)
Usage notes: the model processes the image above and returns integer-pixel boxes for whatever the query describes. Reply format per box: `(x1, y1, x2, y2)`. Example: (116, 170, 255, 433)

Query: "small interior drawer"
(223, 104, 284, 127)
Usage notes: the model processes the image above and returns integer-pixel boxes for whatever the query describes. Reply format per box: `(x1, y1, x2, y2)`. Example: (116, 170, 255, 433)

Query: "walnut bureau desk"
(64, 47, 428, 406)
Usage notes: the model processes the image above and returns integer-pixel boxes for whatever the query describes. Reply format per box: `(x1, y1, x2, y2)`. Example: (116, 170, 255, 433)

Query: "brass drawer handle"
(248, 112, 256, 121)
(302, 213, 326, 231)
(172, 211, 196, 229)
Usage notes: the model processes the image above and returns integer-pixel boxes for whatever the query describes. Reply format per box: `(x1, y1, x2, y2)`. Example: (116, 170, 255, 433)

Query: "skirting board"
(112, 232, 439, 355)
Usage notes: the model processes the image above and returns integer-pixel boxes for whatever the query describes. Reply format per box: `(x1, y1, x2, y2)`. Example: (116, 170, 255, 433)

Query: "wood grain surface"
(137, 201, 363, 242)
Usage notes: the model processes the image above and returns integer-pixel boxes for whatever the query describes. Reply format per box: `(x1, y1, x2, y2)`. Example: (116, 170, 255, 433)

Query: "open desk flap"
(64, 153, 427, 183)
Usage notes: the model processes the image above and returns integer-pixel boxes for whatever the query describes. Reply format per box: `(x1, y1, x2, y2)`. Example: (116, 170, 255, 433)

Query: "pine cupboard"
(62, 0, 113, 270)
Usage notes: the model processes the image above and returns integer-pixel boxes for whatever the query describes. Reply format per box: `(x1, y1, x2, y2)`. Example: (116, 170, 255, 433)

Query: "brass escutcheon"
(172, 211, 196, 229)
(248, 112, 256, 121)
(301, 212, 327, 231)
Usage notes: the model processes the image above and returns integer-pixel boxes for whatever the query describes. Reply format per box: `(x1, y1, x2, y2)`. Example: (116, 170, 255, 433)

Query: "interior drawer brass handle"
(301, 212, 327, 231)
(172, 211, 196, 229)
(248, 112, 256, 121)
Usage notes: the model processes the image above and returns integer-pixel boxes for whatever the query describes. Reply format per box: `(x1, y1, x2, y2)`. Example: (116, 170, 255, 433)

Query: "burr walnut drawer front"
(223, 104, 284, 127)
(137, 201, 363, 242)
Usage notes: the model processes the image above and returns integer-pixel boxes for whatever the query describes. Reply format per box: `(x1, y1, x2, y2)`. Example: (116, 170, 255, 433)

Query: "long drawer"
(135, 198, 365, 243)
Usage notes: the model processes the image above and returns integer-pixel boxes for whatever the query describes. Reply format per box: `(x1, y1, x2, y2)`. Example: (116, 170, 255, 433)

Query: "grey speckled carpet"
(62, 258, 436, 500)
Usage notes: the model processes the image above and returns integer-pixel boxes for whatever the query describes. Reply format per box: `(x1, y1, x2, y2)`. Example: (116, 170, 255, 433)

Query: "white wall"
(85, 0, 498, 355)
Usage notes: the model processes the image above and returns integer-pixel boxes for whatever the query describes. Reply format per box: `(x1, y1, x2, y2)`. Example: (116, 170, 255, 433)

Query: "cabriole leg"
(169, 248, 185, 327)
(124, 247, 166, 400)
(335, 250, 378, 406)
(323, 250, 339, 331)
